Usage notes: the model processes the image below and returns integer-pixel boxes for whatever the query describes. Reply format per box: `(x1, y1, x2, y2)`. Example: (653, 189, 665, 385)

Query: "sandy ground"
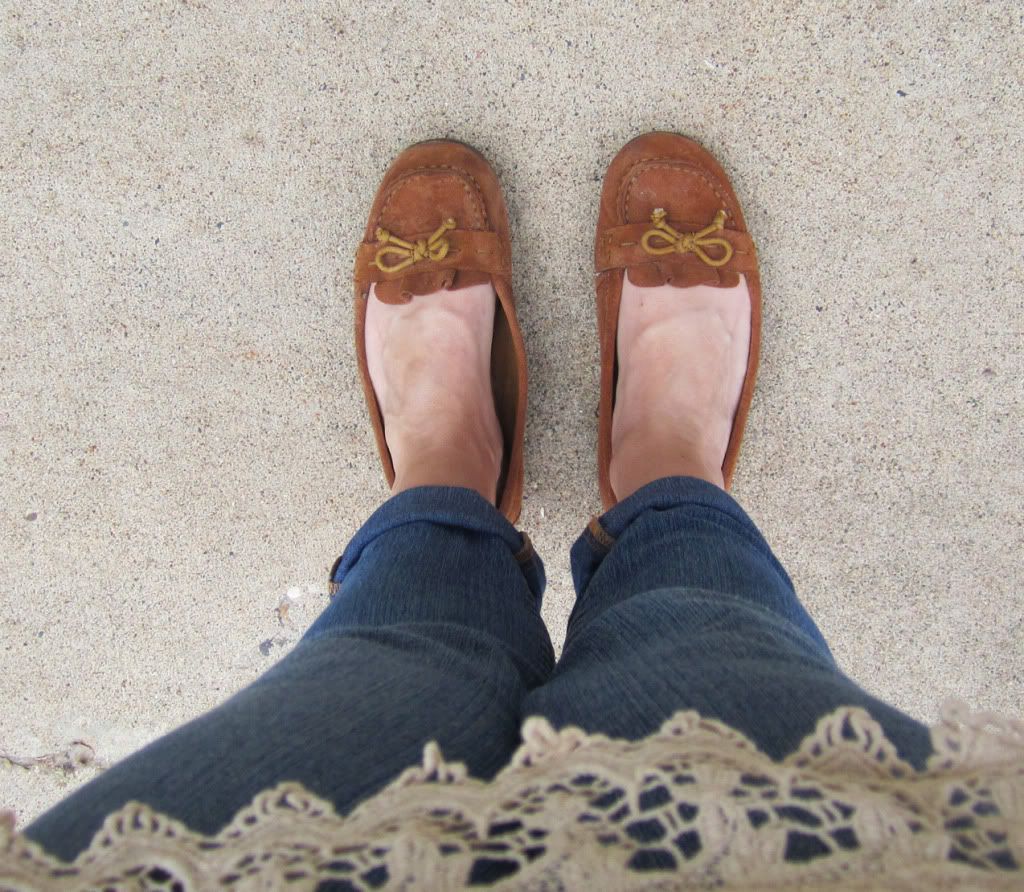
(1, 0, 1021, 829)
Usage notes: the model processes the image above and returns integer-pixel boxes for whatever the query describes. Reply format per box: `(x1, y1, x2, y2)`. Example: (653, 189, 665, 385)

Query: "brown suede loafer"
(353, 140, 528, 522)
(594, 132, 762, 507)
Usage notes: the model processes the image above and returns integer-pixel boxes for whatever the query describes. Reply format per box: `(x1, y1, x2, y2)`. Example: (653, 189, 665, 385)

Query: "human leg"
(533, 132, 932, 767)
(523, 476, 932, 767)
(28, 138, 544, 862)
(26, 487, 553, 861)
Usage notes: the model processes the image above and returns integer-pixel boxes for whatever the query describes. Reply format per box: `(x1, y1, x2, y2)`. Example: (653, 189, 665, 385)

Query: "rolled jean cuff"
(584, 476, 790, 575)
(329, 486, 544, 599)
(599, 476, 762, 538)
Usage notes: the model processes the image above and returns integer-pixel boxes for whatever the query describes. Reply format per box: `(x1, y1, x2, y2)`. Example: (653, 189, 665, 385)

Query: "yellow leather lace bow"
(640, 208, 733, 267)
(372, 218, 456, 273)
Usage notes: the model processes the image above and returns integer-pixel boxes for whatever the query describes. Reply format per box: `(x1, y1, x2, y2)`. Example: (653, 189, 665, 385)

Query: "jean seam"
(581, 526, 612, 557)
(586, 516, 616, 550)
(513, 531, 535, 564)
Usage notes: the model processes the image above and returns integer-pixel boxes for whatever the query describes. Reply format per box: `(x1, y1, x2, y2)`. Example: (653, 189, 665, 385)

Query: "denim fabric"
(26, 478, 931, 863)
(523, 477, 932, 763)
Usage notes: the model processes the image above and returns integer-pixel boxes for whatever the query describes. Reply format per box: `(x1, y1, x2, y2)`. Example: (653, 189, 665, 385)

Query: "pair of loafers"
(352, 133, 761, 523)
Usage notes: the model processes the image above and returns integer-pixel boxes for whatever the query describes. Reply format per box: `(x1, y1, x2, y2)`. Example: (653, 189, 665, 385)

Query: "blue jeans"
(26, 477, 932, 861)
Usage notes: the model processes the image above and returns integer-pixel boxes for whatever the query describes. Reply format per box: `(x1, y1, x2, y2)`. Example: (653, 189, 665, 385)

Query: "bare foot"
(609, 275, 751, 499)
(364, 282, 503, 502)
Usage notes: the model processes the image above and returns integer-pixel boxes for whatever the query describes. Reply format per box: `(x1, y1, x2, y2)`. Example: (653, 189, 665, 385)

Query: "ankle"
(607, 277, 750, 501)
(610, 429, 725, 498)
(389, 423, 501, 502)
(366, 282, 504, 505)
(392, 462, 499, 503)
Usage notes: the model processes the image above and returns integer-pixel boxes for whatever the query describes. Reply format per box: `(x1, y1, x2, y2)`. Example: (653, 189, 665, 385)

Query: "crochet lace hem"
(2, 702, 1021, 890)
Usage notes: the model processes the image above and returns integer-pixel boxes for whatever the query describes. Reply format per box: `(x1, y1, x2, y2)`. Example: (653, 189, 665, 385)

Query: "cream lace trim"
(2, 703, 1021, 890)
